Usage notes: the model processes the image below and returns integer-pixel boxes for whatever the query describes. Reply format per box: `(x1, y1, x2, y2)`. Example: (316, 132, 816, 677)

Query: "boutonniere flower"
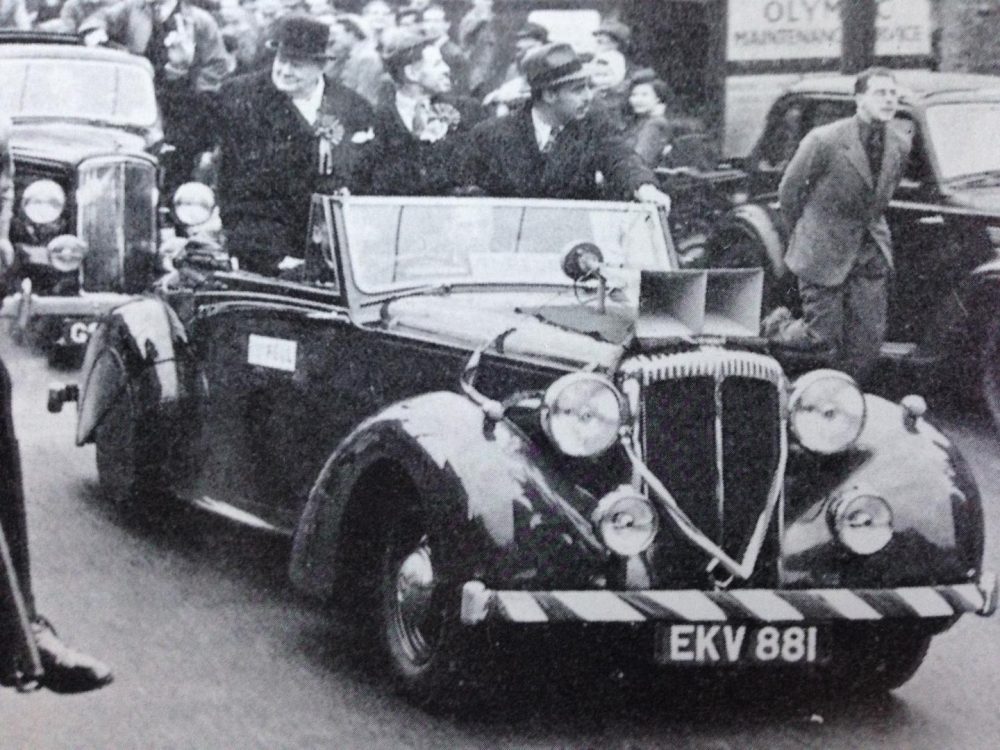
(315, 114, 345, 146)
(431, 102, 461, 128)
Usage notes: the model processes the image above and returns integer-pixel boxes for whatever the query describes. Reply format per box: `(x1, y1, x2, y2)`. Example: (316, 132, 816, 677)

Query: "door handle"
(918, 215, 945, 225)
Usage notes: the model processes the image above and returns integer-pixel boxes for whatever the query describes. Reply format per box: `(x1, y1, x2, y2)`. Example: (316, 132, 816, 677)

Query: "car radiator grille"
(620, 350, 784, 586)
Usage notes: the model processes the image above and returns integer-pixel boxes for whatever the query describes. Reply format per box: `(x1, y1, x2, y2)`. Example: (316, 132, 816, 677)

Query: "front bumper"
(0, 282, 134, 335)
(460, 571, 998, 625)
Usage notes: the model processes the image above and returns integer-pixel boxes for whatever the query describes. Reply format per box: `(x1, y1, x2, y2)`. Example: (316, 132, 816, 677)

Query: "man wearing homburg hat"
(216, 14, 375, 275)
(462, 43, 671, 207)
(368, 28, 485, 196)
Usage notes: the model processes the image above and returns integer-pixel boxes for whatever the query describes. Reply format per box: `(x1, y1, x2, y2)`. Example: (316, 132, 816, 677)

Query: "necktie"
(541, 127, 560, 154)
(412, 100, 431, 137)
(866, 123, 885, 185)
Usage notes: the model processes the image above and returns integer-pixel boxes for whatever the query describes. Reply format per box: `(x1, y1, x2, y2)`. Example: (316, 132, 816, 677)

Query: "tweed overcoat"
(779, 116, 912, 287)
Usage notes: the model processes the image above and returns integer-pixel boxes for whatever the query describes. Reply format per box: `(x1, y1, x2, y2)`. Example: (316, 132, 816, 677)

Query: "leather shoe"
(32, 617, 113, 694)
(760, 306, 792, 338)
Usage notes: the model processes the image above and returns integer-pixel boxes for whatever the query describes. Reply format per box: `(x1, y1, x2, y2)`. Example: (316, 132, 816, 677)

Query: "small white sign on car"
(247, 334, 297, 373)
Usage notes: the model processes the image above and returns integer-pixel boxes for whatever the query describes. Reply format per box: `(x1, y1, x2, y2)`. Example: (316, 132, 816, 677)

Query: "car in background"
(0, 32, 212, 354)
(50, 194, 996, 705)
(704, 71, 1000, 428)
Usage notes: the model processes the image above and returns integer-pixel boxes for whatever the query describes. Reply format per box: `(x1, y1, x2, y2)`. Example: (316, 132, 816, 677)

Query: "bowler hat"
(593, 20, 631, 48)
(515, 22, 548, 44)
(266, 14, 332, 60)
(521, 43, 589, 92)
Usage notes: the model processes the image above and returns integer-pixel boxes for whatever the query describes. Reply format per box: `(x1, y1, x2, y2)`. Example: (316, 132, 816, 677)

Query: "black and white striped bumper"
(459, 572, 998, 625)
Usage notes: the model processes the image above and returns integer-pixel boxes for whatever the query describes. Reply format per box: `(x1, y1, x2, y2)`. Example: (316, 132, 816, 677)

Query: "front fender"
(76, 295, 189, 445)
(289, 391, 607, 602)
(714, 202, 787, 277)
(782, 396, 984, 587)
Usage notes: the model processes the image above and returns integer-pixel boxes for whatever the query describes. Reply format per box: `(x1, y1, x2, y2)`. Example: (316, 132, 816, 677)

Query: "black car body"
(705, 71, 1000, 426)
(59, 195, 996, 703)
(0, 33, 162, 349)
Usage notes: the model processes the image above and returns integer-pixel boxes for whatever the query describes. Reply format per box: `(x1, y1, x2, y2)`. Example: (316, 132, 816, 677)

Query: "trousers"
(797, 244, 890, 383)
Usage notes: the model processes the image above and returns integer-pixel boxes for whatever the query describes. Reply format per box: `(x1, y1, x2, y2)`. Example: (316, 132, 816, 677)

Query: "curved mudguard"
(289, 391, 607, 602)
(714, 203, 788, 278)
(782, 396, 986, 588)
(75, 296, 189, 446)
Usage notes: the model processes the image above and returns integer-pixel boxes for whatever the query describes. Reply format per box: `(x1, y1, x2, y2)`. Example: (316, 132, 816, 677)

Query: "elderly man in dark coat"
(368, 28, 484, 196)
(766, 67, 911, 382)
(216, 15, 375, 275)
(461, 43, 670, 208)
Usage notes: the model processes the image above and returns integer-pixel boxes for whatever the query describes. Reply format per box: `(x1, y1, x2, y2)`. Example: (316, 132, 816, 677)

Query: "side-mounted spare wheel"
(709, 220, 793, 313)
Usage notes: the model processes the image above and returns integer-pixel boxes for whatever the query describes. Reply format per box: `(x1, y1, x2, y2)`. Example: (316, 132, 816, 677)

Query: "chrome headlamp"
(829, 492, 893, 555)
(540, 372, 626, 457)
(172, 182, 216, 227)
(22, 179, 66, 225)
(593, 487, 659, 556)
(788, 369, 866, 454)
(47, 235, 89, 273)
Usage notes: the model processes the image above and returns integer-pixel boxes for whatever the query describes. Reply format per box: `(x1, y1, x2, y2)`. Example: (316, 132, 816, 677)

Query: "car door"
(188, 202, 374, 531)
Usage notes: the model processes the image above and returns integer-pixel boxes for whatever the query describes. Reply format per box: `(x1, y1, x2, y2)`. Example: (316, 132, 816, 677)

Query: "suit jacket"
(779, 116, 912, 287)
(368, 94, 485, 196)
(80, 0, 228, 94)
(216, 70, 375, 239)
(462, 104, 655, 200)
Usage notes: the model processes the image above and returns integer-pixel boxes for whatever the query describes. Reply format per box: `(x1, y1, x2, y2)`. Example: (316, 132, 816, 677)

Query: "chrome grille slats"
(619, 348, 785, 387)
(618, 348, 787, 586)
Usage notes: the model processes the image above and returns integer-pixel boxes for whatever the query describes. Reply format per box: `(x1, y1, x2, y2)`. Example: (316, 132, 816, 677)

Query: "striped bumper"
(460, 572, 998, 625)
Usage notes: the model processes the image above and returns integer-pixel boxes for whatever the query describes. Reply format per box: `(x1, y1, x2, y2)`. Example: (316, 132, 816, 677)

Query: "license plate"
(60, 319, 98, 346)
(654, 624, 828, 665)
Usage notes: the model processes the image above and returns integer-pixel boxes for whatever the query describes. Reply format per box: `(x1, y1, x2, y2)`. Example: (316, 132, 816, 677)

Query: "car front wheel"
(820, 625, 932, 696)
(379, 519, 475, 705)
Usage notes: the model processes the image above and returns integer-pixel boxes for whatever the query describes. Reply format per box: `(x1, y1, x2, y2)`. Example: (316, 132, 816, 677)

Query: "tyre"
(709, 224, 793, 313)
(820, 625, 932, 697)
(93, 383, 162, 508)
(981, 320, 1000, 435)
(378, 513, 476, 706)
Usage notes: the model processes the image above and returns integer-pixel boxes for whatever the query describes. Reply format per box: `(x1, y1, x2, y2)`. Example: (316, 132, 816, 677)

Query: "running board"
(191, 496, 289, 535)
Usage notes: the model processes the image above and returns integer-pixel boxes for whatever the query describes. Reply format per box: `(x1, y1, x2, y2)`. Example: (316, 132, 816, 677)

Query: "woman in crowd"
(625, 75, 676, 167)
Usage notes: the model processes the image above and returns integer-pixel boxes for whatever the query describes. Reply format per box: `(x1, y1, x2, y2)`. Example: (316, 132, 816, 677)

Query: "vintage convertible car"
(0, 32, 213, 353)
(53, 195, 996, 703)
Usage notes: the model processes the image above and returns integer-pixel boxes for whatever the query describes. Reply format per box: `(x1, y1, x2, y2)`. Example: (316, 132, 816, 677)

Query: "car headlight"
(22, 179, 66, 225)
(541, 372, 626, 457)
(47, 235, 89, 273)
(593, 487, 659, 556)
(829, 492, 893, 555)
(788, 369, 866, 454)
(172, 182, 216, 227)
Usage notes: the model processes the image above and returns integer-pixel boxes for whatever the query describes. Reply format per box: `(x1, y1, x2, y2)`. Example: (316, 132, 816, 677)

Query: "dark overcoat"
(368, 94, 485, 196)
(216, 70, 375, 271)
(779, 116, 912, 287)
(462, 103, 655, 200)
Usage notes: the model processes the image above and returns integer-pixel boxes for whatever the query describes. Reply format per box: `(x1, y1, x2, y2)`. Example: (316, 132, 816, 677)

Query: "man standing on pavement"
(766, 67, 911, 383)
(368, 28, 483, 196)
(216, 14, 374, 275)
(462, 42, 670, 208)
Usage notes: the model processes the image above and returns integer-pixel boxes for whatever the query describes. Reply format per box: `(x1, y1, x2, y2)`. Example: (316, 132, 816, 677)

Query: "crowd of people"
(3, 0, 687, 274)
